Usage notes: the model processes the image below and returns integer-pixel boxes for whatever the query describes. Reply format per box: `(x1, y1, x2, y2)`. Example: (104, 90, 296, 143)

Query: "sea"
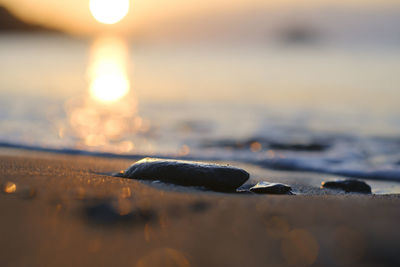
(1, 33, 400, 192)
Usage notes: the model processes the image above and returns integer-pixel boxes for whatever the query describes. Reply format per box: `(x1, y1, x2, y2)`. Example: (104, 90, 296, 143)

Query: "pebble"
(119, 158, 249, 192)
(321, 179, 371, 194)
(249, 181, 294, 195)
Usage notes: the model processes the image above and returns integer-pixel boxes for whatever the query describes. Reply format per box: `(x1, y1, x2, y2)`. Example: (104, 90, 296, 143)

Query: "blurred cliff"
(0, 6, 62, 33)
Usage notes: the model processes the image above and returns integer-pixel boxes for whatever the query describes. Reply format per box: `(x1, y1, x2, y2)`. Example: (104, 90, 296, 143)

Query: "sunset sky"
(1, 0, 399, 36)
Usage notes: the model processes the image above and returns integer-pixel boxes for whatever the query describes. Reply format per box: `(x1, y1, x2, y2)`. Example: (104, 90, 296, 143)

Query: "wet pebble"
(321, 179, 371, 194)
(119, 158, 249, 192)
(249, 181, 294, 195)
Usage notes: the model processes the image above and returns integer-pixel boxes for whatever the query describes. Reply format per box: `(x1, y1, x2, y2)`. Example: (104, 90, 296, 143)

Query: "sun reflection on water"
(64, 35, 147, 153)
(88, 36, 130, 103)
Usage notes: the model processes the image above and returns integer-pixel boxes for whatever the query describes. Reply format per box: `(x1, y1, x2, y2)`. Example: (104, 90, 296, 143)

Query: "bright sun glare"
(89, 0, 130, 24)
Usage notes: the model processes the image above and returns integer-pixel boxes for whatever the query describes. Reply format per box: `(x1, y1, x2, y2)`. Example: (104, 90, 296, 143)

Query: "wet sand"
(1, 148, 400, 267)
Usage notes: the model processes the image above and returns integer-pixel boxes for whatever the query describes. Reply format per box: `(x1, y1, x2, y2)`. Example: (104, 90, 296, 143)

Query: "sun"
(89, 0, 130, 25)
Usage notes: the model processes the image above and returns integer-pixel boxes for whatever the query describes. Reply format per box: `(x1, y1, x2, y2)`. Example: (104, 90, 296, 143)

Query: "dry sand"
(1, 148, 400, 267)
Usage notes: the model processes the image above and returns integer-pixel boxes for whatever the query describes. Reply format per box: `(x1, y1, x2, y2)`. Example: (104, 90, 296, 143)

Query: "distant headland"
(0, 6, 62, 33)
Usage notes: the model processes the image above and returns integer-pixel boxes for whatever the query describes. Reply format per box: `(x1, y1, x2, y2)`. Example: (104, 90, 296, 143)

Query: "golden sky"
(1, 0, 398, 35)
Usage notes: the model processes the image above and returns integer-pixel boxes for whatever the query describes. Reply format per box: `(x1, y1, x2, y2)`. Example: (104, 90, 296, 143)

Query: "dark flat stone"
(321, 179, 372, 194)
(119, 158, 249, 192)
(249, 181, 293, 195)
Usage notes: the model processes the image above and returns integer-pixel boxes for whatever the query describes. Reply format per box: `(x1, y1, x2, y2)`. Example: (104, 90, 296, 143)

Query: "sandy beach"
(2, 1, 400, 266)
(1, 148, 400, 267)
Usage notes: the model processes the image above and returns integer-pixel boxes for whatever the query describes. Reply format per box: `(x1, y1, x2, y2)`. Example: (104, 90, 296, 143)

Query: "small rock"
(119, 158, 249, 192)
(249, 181, 293, 195)
(321, 179, 371, 194)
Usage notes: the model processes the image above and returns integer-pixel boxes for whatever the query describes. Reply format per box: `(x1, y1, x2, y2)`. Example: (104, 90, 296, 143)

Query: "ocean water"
(1, 34, 400, 183)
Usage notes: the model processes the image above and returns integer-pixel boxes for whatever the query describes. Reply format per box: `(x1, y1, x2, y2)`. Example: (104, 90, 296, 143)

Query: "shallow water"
(1, 34, 400, 185)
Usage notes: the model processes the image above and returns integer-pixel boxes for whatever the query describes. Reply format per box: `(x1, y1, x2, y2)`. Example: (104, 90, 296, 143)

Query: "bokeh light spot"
(3, 182, 16, 194)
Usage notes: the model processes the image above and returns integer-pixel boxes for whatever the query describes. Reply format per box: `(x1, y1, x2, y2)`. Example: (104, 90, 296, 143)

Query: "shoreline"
(2, 141, 400, 190)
